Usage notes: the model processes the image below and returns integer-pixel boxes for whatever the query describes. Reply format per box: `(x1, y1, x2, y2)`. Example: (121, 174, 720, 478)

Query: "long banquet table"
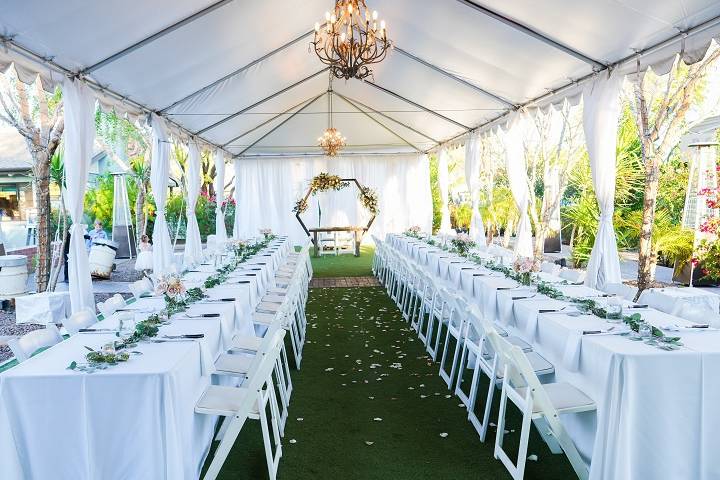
(0, 237, 292, 480)
(389, 234, 720, 480)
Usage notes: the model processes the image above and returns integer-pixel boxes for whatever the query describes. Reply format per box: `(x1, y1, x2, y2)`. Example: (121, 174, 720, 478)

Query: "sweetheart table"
(0, 238, 291, 480)
(389, 234, 720, 480)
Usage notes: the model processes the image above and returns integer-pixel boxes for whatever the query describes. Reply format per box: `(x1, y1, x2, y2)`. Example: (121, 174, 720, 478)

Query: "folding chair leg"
(203, 415, 248, 480)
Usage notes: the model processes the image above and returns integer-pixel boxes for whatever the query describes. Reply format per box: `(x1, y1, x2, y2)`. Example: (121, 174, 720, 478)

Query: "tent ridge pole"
(335, 93, 423, 153)
(159, 28, 315, 113)
(362, 80, 471, 130)
(82, 0, 235, 74)
(195, 68, 329, 135)
(234, 93, 326, 156)
(455, 0, 605, 69)
(394, 46, 517, 108)
(221, 93, 323, 147)
(333, 91, 440, 144)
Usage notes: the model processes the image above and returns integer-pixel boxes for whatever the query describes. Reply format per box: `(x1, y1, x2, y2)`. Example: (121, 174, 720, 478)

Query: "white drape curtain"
(213, 148, 227, 243)
(233, 159, 242, 239)
(502, 114, 533, 258)
(234, 154, 432, 245)
(62, 78, 95, 313)
(437, 148, 452, 234)
(183, 142, 202, 266)
(464, 132, 486, 244)
(583, 74, 623, 289)
(150, 114, 174, 274)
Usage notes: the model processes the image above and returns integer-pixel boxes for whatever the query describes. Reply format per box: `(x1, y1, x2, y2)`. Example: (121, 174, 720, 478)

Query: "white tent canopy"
(1, 0, 719, 157)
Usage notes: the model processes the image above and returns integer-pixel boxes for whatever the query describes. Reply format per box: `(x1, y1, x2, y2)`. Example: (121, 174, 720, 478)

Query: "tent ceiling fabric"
(1, 0, 719, 156)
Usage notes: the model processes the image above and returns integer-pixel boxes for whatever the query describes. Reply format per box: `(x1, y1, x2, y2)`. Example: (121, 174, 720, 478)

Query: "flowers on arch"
(292, 172, 380, 216)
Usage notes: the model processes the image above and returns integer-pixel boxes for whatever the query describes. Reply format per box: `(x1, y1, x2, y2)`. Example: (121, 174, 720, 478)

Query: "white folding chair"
(129, 277, 154, 299)
(540, 261, 560, 276)
(197, 330, 286, 480)
(63, 308, 98, 335)
(494, 334, 595, 480)
(602, 282, 638, 301)
(438, 293, 468, 388)
(559, 268, 586, 284)
(455, 315, 553, 442)
(7, 324, 64, 362)
(97, 293, 127, 318)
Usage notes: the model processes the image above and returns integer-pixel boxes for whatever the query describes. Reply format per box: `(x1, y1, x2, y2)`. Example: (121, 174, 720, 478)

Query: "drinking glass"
(638, 321, 652, 340)
(605, 297, 623, 323)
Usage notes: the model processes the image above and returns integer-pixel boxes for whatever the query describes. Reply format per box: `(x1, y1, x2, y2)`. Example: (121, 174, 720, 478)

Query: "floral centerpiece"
(512, 256, 539, 286)
(405, 225, 422, 238)
(232, 239, 248, 257)
(259, 228, 273, 240)
(154, 273, 186, 298)
(450, 233, 475, 256)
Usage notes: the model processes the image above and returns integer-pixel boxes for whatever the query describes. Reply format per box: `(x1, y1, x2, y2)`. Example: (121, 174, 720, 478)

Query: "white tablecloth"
(388, 234, 720, 480)
(639, 286, 720, 317)
(0, 239, 291, 480)
(15, 291, 71, 324)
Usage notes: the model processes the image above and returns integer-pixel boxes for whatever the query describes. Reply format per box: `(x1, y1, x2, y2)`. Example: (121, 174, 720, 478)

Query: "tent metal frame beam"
(334, 93, 423, 153)
(238, 151, 419, 159)
(196, 68, 329, 135)
(362, 80, 471, 131)
(160, 28, 315, 113)
(0, 34, 235, 156)
(394, 47, 516, 108)
(82, 0, 234, 74)
(222, 94, 321, 147)
(235, 93, 326, 156)
(428, 11, 720, 152)
(455, 0, 605, 70)
(332, 91, 440, 144)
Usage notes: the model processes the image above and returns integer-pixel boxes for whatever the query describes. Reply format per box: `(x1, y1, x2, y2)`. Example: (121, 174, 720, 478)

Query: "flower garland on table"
(450, 233, 476, 257)
(404, 226, 423, 238)
(68, 237, 276, 371)
(408, 234, 683, 348)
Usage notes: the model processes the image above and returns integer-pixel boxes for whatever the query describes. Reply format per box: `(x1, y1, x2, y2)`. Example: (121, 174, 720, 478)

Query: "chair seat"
(518, 382, 596, 415)
(215, 353, 254, 375)
(195, 385, 259, 416)
(230, 334, 263, 352)
(263, 295, 286, 304)
(257, 302, 281, 313)
(496, 351, 554, 379)
(253, 311, 277, 325)
(506, 335, 532, 352)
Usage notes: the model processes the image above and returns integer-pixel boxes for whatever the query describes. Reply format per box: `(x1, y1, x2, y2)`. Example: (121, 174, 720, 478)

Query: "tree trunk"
(636, 151, 661, 295)
(135, 182, 146, 241)
(47, 193, 68, 292)
(533, 224, 547, 260)
(33, 150, 51, 292)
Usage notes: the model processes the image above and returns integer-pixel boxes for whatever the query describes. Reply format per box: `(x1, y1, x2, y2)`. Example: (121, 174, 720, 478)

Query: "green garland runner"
(409, 235, 683, 348)
(68, 236, 277, 371)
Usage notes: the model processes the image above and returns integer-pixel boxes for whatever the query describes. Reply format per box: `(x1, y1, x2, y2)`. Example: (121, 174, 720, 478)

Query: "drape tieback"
(599, 212, 614, 222)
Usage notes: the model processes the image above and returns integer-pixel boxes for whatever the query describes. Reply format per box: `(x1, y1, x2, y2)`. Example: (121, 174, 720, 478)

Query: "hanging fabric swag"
(183, 142, 203, 266)
(150, 114, 174, 274)
(464, 132, 486, 244)
(502, 114, 533, 258)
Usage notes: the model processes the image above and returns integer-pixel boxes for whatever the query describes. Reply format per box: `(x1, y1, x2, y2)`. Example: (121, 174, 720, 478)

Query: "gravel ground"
(0, 260, 139, 363)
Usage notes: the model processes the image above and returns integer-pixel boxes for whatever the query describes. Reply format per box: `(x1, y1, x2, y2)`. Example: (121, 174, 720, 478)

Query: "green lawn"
(309, 245, 375, 277)
(210, 287, 574, 479)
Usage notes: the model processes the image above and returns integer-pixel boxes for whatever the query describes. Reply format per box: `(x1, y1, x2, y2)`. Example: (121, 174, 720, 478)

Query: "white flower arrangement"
(450, 233, 476, 255)
(513, 256, 540, 274)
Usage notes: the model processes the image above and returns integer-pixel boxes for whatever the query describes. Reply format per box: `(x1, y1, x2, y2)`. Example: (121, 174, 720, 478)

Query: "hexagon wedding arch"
(293, 173, 379, 256)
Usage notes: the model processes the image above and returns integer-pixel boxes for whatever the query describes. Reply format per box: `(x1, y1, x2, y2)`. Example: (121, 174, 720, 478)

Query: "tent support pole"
(159, 28, 315, 113)
(195, 68, 329, 135)
(222, 93, 323, 147)
(234, 93, 326, 156)
(333, 91, 440, 144)
(455, 0, 605, 70)
(394, 47, 516, 108)
(362, 80, 471, 131)
(334, 93, 423, 153)
(82, 0, 235, 74)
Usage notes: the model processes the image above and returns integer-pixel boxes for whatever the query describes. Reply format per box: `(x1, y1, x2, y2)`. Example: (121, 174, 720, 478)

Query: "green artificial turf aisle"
(213, 287, 574, 479)
(310, 245, 374, 277)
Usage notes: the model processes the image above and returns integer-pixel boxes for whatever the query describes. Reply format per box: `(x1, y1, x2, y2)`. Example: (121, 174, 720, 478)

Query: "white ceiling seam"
(0, 0, 719, 157)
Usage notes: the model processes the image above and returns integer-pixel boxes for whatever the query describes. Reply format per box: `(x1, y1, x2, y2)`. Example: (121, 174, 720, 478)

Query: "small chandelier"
(318, 81, 346, 156)
(312, 0, 391, 80)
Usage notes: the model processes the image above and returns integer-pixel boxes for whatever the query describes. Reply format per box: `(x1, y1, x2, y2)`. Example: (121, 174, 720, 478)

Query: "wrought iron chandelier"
(318, 79, 346, 156)
(312, 0, 391, 80)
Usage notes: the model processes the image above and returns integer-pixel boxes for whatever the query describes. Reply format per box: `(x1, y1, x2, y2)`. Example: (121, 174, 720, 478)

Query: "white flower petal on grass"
(289, 439, 297, 444)
(365, 441, 374, 446)
(527, 455, 538, 461)
(439, 433, 448, 438)
(297, 418, 304, 421)
(373, 418, 382, 422)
